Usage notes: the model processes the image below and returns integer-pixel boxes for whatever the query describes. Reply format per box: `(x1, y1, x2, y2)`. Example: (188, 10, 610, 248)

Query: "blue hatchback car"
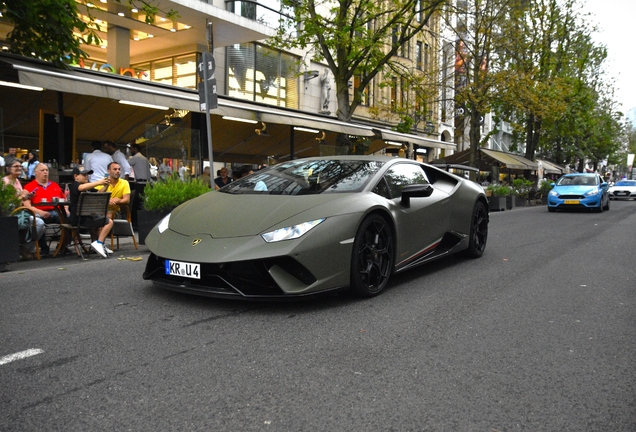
(547, 173, 609, 212)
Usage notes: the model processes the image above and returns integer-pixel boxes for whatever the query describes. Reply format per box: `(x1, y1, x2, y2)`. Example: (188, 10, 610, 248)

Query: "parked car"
(547, 173, 609, 212)
(608, 179, 636, 200)
(143, 156, 489, 299)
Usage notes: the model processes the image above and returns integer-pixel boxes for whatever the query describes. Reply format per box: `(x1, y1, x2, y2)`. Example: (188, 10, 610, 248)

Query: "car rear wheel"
(350, 215, 394, 297)
(464, 200, 488, 258)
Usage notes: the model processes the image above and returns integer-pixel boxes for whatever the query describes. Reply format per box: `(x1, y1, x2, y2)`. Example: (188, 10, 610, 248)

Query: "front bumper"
(547, 193, 602, 210)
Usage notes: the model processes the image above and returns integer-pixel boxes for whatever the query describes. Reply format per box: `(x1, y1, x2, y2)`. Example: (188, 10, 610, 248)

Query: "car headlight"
(157, 213, 171, 233)
(549, 190, 558, 196)
(261, 218, 325, 243)
(585, 189, 599, 196)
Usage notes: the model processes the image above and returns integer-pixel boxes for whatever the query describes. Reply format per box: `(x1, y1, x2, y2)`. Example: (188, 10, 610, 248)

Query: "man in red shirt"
(24, 163, 66, 255)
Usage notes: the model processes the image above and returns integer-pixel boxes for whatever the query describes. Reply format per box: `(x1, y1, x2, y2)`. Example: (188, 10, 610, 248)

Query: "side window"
(372, 177, 391, 199)
(378, 163, 429, 199)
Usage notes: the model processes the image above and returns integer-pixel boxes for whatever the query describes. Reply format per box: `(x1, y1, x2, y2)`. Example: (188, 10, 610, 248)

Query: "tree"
(1, 0, 176, 68)
(444, 0, 514, 169)
(272, 0, 446, 147)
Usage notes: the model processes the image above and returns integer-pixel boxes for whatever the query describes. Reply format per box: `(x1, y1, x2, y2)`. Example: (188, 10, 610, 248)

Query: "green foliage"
(143, 175, 210, 212)
(511, 177, 534, 198)
(539, 179, 554, 194)
(0, 183, 21, 216)
(1, 0, 177, 67)
(487, 184, 512, 197)
(273, 0, 446, 122)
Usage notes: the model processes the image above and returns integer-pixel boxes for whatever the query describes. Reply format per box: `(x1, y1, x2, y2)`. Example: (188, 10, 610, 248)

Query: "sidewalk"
(3, 234, 150, 273)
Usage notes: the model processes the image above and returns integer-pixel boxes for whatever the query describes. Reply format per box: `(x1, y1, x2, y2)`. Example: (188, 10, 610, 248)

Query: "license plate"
(165, 260, 200, 279)
(564, 200, 579, 204)
(617, 192, 627, 195)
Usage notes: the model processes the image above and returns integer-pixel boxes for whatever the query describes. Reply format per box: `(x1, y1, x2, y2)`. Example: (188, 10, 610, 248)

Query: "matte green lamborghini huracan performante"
(143, 156, 489, 299)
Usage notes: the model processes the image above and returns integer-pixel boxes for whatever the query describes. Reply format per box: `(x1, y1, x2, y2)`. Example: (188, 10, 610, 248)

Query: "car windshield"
(556, 175, 598, 186)
(220, 159, 384, 195)
(615, 180, 636, 186)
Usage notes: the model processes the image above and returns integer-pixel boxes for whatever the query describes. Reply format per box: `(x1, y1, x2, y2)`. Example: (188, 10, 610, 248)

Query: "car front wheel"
(464, 200, 488, 258)
(350, 215, 394, 297)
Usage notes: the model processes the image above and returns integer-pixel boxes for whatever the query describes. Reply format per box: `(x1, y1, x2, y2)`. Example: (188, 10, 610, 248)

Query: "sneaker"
(91, 241, 108, 258)
(104, 245, 113, 254)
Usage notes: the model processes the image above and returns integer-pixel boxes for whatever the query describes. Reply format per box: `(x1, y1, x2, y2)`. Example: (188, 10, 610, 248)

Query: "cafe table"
(32, 200, 73, 257)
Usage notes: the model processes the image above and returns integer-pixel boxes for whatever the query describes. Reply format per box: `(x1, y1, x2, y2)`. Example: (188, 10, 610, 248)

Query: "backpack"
(14, 209, 34, 243)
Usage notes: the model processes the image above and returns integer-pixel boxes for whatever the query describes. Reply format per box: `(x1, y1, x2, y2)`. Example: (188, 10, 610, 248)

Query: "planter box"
(514, 196, 528, 207)
(506, 195, 515, 210)
(488, 196, 506, 211)
(0, 216, 20, 271)
(137, 210, 171, 245)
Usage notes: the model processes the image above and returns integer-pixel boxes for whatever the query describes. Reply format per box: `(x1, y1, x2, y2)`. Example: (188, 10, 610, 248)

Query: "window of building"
(416, 41, 422, 70)
(227, 0, 282, 27)
(132, 53, 198, 89)
(424, 43, 430, 71)
(226, 43, 299, 108)
(354, 75, 370, 106)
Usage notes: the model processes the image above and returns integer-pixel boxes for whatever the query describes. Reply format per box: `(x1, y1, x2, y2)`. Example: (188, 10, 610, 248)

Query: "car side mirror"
(601, 182, 608, 188)
(401, 184, 434, 208)
(550, 182, 555, 187)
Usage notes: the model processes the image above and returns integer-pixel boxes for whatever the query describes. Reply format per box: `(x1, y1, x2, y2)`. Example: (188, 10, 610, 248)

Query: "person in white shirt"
(103, 140, 131, 180)
(84, 141, 113, 182)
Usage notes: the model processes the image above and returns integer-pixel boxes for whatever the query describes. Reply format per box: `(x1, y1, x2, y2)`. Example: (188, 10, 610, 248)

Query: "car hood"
(553, 185, 598, 194)
(168, 191, 356, 238)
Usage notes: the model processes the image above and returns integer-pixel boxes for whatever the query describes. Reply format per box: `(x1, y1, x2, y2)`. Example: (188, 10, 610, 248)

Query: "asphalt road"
(1, 201, 635, 431)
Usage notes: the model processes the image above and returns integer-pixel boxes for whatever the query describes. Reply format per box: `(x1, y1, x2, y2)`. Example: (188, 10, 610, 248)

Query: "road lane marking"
(0, 349, 44, 365)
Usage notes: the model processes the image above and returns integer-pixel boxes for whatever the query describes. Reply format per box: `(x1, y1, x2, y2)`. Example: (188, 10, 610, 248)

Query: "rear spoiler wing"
(430, 163, 480, 173)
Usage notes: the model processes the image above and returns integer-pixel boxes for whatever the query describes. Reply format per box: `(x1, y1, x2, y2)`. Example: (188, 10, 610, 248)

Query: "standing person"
(158, 158, 172, 180)
(3, 160, 45, 258)
(20, 154, 29, 179)
(97, 162, 130, 219)
(68, 167, 113, 258)
(127, 143, 152, 226)
(214, 167, 233, 189)
(3, 147, 18, 169)
(103, 140, 131, 180)
(26, 150, 39, 179)
(23, 163, 66, 255)
(148, 157, 158, 181)
(84, 140, 113, 182)
(127, 144, 151, 183)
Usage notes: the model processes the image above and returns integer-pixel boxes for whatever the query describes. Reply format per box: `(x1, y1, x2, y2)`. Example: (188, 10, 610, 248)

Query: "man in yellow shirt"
(98, 162, 130, 219)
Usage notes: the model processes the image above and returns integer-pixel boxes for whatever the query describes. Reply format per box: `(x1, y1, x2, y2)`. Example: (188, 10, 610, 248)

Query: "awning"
(372, 128, 456, 150)
(2, 53, 448, 146)
(537, 159, 565, 175)
(433, 148, 538, 171)
(481, 149, 538, 171)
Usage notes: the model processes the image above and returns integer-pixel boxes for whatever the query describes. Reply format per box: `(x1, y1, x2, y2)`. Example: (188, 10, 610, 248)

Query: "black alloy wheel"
(350, 215, 394, 297)
(464, 200, 489, 258)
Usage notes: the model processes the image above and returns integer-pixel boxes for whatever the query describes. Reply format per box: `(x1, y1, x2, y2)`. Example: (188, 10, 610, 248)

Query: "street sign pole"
(199, 20, 217, 189)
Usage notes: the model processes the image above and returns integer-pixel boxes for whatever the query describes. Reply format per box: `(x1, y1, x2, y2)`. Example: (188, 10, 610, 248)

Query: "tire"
(350, 214, 394, 297)
(603, 195, 610, 211)
(464, 200, 488, 258)
(548, 207, 556, 212)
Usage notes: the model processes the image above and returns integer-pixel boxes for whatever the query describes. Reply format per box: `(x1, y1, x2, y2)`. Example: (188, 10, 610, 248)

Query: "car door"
(373, 162, 451, 266)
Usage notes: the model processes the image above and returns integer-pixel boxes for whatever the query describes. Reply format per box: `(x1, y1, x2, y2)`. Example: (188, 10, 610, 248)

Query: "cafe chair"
(109, 190, 138, 251)
(61, 192, 111, 260)
(10, 206, 41, 260)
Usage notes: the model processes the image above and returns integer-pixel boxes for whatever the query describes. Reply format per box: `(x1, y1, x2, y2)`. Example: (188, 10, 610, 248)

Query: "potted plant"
(538, 179, 553, 205)
(0, 183, 22, 271)
(138, 174, 211, 244)
(486, 184, 510, 211)
(512, 177, 534, 207)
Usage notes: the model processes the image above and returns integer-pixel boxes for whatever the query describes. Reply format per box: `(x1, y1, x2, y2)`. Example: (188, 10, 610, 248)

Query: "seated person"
(23, 163, 67, 255)
(3, 161, 44, 259)
(97, 162, 130, 219)
(68, 167, 114, 258)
